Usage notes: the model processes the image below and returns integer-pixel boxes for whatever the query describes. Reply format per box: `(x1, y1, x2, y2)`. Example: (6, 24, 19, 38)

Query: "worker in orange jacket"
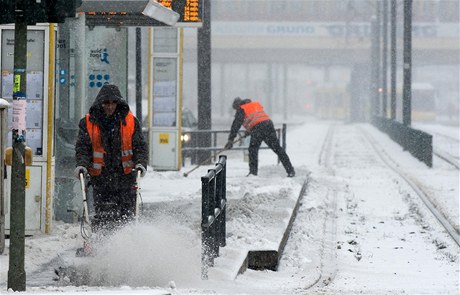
(225, 97, 295, 177)
(74, 85, 148, 233)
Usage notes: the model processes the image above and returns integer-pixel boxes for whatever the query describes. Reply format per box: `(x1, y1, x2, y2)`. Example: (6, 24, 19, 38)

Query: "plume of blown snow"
(79, 220, 201, 288)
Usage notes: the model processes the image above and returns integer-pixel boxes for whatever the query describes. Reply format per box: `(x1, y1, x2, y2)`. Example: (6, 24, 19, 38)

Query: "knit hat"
(232, 97, 243, 110)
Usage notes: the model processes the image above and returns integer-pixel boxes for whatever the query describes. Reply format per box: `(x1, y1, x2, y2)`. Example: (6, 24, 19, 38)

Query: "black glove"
(74, 166, 88, 179)
(135, 164, 147, 177)
(224, 140, 233, 150)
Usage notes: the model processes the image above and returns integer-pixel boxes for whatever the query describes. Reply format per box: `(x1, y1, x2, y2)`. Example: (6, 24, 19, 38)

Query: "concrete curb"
(237, 174, 311, 274)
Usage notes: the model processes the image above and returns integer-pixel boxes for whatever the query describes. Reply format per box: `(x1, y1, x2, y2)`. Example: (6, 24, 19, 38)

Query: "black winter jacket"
(75, 85, 148, 188)
(228, 99, 271, 142)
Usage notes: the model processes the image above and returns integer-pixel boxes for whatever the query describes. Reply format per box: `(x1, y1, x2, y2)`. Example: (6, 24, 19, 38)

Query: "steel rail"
(360, 127, 460, 247)
(433, 148, 460, 169)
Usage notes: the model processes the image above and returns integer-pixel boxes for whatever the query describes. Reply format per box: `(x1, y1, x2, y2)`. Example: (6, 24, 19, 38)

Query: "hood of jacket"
(88, 84, 130, 123)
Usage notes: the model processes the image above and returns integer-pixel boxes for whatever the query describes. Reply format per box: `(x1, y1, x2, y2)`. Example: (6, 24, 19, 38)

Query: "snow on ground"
(0, 117, 458, 294)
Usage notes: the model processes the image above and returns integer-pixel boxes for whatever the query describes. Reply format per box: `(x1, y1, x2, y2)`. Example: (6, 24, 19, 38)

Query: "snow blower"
(76, 172, 92, 257)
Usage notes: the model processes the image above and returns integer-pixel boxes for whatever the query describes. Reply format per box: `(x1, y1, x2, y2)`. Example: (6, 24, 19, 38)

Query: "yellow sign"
(25, 169, 30, 188)
(159, 134, 169, 144)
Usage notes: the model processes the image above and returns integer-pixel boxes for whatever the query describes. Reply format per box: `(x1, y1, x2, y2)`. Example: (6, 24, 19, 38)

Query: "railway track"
(416, 126, 460, 169)
(285, 123, 458, 293)
(434, 149, 460, 169)
(432, 132, 460, 169)
(360, 127, 460, 247)
(310, 124, 339, 290)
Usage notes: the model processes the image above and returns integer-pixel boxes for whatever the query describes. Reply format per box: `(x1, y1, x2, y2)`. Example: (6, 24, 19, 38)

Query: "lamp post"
(402, 0, 413, 126)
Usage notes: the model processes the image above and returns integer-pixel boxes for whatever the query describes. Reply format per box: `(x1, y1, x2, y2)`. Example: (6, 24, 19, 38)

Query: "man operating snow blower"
(74, 84, 148, 237)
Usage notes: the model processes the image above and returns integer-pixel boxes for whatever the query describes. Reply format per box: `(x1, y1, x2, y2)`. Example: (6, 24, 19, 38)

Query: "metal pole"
(382, 0, 389, 117)
(390, 0, 397, 120)
(375, 1, 382, 116)
(370, 15, 378, 119)
(136, 27, 142, 124)
(197, 0, 212, 163)
(403, 0, 412, 126)
(74, 13, 86, 119)
(0, 99, 9, 255)
(283, 63, 287, 121)
(45, 23, 55, 234)
(8, 0, 27, 290)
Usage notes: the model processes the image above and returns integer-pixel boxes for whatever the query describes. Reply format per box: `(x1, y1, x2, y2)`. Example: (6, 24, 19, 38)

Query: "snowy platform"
(238, 176, 310, 273)
(141, 161, 311, 281)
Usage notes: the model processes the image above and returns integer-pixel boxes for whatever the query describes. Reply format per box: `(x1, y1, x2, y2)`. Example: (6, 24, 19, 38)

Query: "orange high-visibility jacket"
(85, 112, 135, 176)
(241, 101, 270, 131)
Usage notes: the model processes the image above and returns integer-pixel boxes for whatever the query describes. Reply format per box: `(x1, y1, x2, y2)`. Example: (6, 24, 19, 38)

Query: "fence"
(182, 124, 287, 165)
(201, 155, 227, 279)
(372, 116, 433, 167)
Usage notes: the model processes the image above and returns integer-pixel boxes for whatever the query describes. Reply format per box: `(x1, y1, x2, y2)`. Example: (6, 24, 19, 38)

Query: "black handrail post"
(201, 155, 227, 280)
(213, 132, 217, 161)
(210, 172, 218, 262)
(201, 173, 211, 279)
(218, 156, 227, 247)
(201, 229, 210, 279)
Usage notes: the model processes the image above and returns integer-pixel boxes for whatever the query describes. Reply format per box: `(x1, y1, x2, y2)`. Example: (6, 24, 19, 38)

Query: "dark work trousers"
(91, 178, 137, 233)
(248, 120, 294, 176)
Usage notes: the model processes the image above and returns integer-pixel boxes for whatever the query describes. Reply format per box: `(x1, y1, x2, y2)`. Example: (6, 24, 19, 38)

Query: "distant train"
(313, 82, 437, 122)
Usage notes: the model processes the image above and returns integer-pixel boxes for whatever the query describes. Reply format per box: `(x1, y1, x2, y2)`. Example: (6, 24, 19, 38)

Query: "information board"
(78, 0, 203, 27)
(157, 0, 201, 23)
(0, 29, 45, 155)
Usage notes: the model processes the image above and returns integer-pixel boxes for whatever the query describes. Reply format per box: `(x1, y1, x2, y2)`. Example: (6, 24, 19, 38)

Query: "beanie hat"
(232, 97, 243, 109)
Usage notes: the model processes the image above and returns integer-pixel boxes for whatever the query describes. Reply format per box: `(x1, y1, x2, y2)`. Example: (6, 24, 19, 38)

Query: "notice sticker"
(12, 99, 27, 131)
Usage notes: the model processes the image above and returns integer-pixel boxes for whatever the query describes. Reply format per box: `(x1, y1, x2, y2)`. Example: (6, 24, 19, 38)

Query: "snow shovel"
(183, 135, 246, 177)
(76, 172, 92, 257)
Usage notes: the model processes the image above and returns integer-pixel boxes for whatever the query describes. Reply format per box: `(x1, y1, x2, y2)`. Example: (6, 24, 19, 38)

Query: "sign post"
(7, 0, 27, 290)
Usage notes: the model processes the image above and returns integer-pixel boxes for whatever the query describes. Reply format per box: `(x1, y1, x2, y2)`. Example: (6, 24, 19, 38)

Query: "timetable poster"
(152, 58, 177, 127)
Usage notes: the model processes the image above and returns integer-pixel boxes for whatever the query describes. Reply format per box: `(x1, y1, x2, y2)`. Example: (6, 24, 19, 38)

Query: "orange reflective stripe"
(241, 101, 270, 130)
(121, 112, 135, 174)
(86, 114, 105, 176)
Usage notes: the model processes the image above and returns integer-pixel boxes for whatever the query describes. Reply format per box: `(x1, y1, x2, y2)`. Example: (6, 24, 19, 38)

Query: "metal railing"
(182, 124, 287, 165)
(372, 116, 433, 167)
(201, 155, 227, 279)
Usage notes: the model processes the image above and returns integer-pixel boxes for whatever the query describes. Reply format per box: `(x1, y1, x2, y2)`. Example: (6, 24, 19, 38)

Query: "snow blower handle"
(79, 173, 90, 226)
(135, 169, 141, 220)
